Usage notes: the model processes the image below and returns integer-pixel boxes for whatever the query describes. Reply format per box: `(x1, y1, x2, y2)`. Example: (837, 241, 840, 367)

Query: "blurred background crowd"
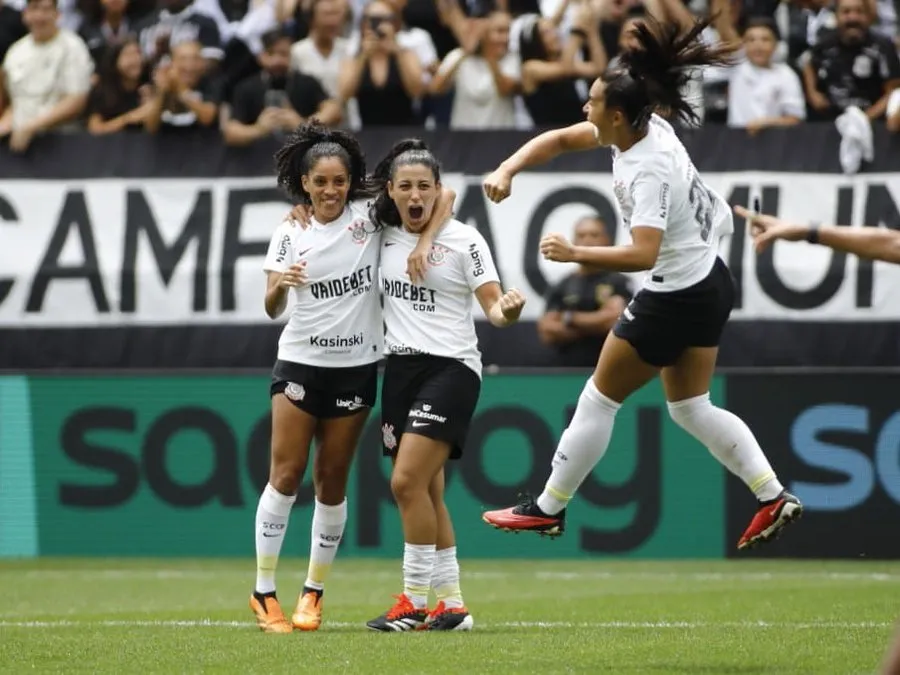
(1, 0, 899, 153)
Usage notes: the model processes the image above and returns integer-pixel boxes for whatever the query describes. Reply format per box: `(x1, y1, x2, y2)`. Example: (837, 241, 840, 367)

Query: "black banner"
(726, 373, 900, 559)
(2, 123, 900, 179)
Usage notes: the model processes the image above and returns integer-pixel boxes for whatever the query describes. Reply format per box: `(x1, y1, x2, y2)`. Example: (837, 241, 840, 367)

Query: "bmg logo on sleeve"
(468, 243, 485, 277)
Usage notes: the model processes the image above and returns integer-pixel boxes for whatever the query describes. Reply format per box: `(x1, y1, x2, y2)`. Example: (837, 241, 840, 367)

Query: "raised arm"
(483, 122, 599, 203)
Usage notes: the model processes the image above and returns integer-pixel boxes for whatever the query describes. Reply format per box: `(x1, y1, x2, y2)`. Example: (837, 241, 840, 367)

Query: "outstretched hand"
(733, 205, 809, 253)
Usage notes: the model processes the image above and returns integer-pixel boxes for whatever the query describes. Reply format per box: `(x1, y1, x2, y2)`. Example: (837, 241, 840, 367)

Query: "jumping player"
(364, 140, 526, 632)
(480, 17, 803, 551)
(251, 123, 452, 634)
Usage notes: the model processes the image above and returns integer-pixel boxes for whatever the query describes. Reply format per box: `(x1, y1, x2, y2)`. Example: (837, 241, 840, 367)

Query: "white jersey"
(611, 114, 732, 293)
(380, 220, 500, 378)
(262, 200, 383, 367)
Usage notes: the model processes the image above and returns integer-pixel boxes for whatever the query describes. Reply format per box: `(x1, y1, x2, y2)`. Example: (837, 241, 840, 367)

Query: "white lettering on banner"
(1, 173, 899, 326)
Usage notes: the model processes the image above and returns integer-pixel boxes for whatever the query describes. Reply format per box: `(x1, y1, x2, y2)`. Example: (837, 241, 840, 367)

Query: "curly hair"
(274, 121, 374, 205)
(603, 15, 739, 129)
(369, 139, 442, 228)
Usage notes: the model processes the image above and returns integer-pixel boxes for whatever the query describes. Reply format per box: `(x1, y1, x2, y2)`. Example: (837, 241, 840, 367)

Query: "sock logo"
(262, 521, 286, 538)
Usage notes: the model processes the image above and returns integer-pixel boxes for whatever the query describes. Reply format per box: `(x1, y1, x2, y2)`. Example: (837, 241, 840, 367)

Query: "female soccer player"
(481, 17, 803, 550)
(251, 123, 452, 634)
(363, 140, 526, 632)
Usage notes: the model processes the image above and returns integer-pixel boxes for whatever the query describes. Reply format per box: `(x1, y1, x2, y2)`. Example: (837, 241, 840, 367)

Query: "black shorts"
(270, 359, 378, 419)
(613, 257, 735, 368)
(380, 354, 481, 460)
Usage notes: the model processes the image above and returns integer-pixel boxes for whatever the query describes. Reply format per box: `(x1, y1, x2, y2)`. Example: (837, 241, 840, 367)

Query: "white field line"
(5, 570, 900, 582)
(0, 619, 892, 630)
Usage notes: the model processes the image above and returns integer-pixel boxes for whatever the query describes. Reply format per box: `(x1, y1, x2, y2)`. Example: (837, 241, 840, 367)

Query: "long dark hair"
(369, 139, 442, 228)
(93, 39, 141, 115)
(274, 121, 374, 206)
(603, 16, 738, 128)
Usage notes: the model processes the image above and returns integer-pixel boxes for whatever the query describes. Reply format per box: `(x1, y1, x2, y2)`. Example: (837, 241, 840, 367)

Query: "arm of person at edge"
(474, 283, 527, 328)
(734, 205, 900, 264)
(284, 187, 457, 284)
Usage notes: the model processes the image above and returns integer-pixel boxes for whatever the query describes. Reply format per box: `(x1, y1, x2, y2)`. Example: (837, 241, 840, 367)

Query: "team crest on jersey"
(427, 244, 450, 266)
(595, 284, 613, 305)
(382, 423, 398, 450)
(347, 219, 368, 245)
(284, 382, 305, 401)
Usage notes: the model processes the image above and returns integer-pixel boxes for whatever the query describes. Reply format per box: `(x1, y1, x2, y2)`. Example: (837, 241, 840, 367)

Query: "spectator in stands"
(726, 18, 806, 133)
(802, 0, 900, 121)
(518, 5, 605, 127)
(536, 215, 632, 368)
(337, 0, 424, 125)
(79, 0, 133, 64)
(0, 1, 27, 63)
(86, 37, 155, 132)
(145, 38, 219, 130)
(290, 0, 348, 88)
(290, 0, 350, 109)
(430, 9, 520, 128)
(787, 0, 836, 61)
(135, 0, 222, 68)
(224, 27, 339, 144)
(0, 0, 93, 153)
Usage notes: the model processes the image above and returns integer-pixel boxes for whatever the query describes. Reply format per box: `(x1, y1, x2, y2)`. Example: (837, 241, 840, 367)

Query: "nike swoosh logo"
(318, 543, 336, 549)
(384, 242, 396, 247)
(297, 247, 312, 257)
(262, 533, 281, 538)
(411, 421, 429, 428)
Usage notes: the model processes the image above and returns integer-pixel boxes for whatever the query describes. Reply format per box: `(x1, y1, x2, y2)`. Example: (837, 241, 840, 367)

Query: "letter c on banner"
(524, 188, 619, 297)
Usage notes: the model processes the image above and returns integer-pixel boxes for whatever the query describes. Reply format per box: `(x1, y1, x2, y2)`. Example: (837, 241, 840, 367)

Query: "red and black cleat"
(737, 491, 803, 551)
(482, 494, 565, 538)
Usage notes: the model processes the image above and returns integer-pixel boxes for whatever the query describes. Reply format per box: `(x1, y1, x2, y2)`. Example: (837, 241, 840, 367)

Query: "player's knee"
(269, 465, 303, 496)
(667, 392, 712, 429)
(313, 459, 351, 502)
(391, 469, 427, 506)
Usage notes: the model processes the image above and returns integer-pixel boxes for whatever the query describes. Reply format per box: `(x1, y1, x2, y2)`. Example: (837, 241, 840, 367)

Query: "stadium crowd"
(1, 0, 900, 151)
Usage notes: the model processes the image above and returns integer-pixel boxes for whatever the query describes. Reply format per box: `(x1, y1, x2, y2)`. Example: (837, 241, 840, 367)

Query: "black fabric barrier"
(726, 372, 900, 559)
(4, 320, 900, 370)
(2, 122, 900, 178)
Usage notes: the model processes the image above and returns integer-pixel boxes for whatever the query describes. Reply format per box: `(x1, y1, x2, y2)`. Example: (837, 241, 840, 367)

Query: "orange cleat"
(292, 587, 324, 631)
(249, 592, 293, 634)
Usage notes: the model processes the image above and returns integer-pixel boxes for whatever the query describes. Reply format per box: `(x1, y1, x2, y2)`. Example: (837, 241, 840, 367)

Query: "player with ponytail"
(482, 18, 804, 553)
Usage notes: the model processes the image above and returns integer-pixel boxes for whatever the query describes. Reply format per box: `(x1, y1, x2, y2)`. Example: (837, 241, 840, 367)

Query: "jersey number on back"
(688, 174, 714, 242)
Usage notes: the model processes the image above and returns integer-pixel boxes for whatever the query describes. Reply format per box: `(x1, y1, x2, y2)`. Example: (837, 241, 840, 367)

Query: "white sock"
(536, 379, 620, 515)
(403, 543, 435, 609)
(432, 546, 463, 609)
(668, 393, 784, 501)
(255, 483, 296, 595)
(304, 498, 348, 592)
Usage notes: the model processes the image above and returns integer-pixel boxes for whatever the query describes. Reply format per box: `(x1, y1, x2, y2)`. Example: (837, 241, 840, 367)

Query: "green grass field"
(1, 558, 898, 674)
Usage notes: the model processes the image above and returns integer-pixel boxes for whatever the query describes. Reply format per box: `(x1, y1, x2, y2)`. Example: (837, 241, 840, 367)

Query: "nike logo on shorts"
(297, 247, 312, 257)
(411, 421, 429, 428)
